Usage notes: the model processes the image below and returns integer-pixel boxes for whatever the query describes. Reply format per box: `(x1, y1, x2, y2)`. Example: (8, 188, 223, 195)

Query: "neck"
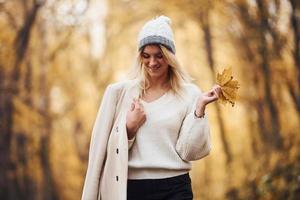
(148, 75, 169, 90)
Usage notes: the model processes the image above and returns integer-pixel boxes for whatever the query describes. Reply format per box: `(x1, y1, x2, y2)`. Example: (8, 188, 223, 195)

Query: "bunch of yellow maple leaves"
(216, 68, 240, 107)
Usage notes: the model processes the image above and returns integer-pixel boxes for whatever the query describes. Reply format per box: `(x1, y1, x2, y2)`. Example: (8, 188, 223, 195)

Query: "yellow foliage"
(13, 97, 45, 133)
(216, 67, 240, 106)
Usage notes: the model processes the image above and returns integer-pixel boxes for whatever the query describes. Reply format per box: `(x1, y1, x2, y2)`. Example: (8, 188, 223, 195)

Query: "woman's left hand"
(195, 85, 222, 117)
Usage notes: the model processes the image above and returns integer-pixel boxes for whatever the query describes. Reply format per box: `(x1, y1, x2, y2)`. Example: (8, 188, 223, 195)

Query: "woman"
(82, 16, 221, 200)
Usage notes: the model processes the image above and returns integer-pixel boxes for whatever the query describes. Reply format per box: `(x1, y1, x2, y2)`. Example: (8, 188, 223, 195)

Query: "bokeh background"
(0, 0, 300, 199)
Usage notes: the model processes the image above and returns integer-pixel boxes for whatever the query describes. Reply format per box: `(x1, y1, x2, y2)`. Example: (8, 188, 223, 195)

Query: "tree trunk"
(38, 17, 59, 200)
(256, 0, 283, 149)
(199, 12, 232, 163)
(0, 1, 43, 199)
(289, 0, 300, 113)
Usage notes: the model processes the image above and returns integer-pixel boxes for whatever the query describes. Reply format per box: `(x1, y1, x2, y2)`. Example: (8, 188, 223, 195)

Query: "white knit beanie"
(138, 15, 176, 54)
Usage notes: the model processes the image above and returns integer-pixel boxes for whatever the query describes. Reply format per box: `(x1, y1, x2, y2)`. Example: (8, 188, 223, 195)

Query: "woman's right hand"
(126, 98, 146, 139)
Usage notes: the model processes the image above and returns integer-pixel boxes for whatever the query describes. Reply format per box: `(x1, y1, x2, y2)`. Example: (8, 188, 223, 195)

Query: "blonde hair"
(131, 45, 192, 96)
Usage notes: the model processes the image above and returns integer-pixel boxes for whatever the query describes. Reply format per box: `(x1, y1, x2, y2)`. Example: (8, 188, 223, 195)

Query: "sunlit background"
(0, 0, 299, 199)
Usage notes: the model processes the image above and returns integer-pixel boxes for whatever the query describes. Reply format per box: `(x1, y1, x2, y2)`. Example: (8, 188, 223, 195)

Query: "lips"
(148, 66, 160, 71)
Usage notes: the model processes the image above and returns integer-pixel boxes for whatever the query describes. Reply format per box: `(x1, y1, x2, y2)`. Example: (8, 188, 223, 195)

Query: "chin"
(148, 72, 166, 79)
(146, 67, 168, 79)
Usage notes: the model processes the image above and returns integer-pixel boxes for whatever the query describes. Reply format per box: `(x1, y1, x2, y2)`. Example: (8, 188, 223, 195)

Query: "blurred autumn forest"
(0, 0, 299, 199)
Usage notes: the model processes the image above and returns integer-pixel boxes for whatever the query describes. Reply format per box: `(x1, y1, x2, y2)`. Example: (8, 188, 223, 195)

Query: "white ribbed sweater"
(127, 83, 211, 179)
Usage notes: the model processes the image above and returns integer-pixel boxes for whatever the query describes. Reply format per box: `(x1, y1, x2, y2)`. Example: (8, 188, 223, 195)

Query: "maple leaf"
(216, 67, 240, 107)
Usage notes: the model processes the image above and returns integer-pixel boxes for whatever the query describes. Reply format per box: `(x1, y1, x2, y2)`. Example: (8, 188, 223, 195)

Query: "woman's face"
(141, 45, 169, 80)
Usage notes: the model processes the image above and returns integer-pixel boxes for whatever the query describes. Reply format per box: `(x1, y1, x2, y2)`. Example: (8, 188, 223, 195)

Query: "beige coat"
(81, 80, 211, 200)
(82, 81, 137, 200)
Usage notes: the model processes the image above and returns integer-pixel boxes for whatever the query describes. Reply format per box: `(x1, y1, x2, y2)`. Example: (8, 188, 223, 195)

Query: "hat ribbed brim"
(138, 35, 175, 54)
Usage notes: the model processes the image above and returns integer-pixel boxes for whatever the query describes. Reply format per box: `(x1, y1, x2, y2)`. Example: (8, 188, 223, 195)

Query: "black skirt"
(127, 173, 193, 200)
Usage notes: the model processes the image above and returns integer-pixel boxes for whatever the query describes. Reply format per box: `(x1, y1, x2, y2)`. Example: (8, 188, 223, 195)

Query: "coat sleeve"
(82, 85, 118, 200)
(175, 87, 212, 162)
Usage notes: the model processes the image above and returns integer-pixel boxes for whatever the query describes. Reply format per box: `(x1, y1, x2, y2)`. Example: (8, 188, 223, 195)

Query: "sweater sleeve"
(82, 85, 118, 200)
(175, 87, 212, 162)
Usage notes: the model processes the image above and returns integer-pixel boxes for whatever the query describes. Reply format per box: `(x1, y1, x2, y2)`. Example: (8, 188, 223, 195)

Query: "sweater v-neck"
(140, 91, 170, 107)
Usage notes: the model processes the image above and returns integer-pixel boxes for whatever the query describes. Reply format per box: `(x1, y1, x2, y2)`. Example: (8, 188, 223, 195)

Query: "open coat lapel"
(82, 80, 139, 200)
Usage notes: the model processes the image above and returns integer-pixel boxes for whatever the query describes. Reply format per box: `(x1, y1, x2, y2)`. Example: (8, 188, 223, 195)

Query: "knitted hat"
(138, 16, 176, 54)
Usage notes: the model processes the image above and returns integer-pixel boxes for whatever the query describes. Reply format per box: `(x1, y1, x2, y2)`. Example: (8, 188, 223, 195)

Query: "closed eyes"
(142, 53, 163, 59)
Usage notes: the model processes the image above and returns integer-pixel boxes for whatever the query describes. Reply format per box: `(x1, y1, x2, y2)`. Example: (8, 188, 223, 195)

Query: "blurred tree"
(37, 17, 59, 200)
(256, 0, 283, 149)
(196, 2, 233, 164)
(228, 0, 284, 150)
(0, 0, 45, 199)
(0, 0, 91, 199)
(287, 0, 300, 112)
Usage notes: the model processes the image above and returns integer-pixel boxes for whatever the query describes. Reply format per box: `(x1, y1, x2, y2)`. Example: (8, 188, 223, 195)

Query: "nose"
(149, 57, 158, 67)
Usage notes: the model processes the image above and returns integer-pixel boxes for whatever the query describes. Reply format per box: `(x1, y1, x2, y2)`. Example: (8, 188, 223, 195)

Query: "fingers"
(141, 116, 146, 125)
(129, 98, 137, 112)
(130, 102, 135, 111)
(213, 85, 222, 95)
(134, 97, 144, 109)
(132, 97, 144, 111)
(205, 89, 219, 104)
(208, 85, 221, 99)
(213, 88, 219, 99)
(207, 89, 215, 97)
(200, 85, 222, 106)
